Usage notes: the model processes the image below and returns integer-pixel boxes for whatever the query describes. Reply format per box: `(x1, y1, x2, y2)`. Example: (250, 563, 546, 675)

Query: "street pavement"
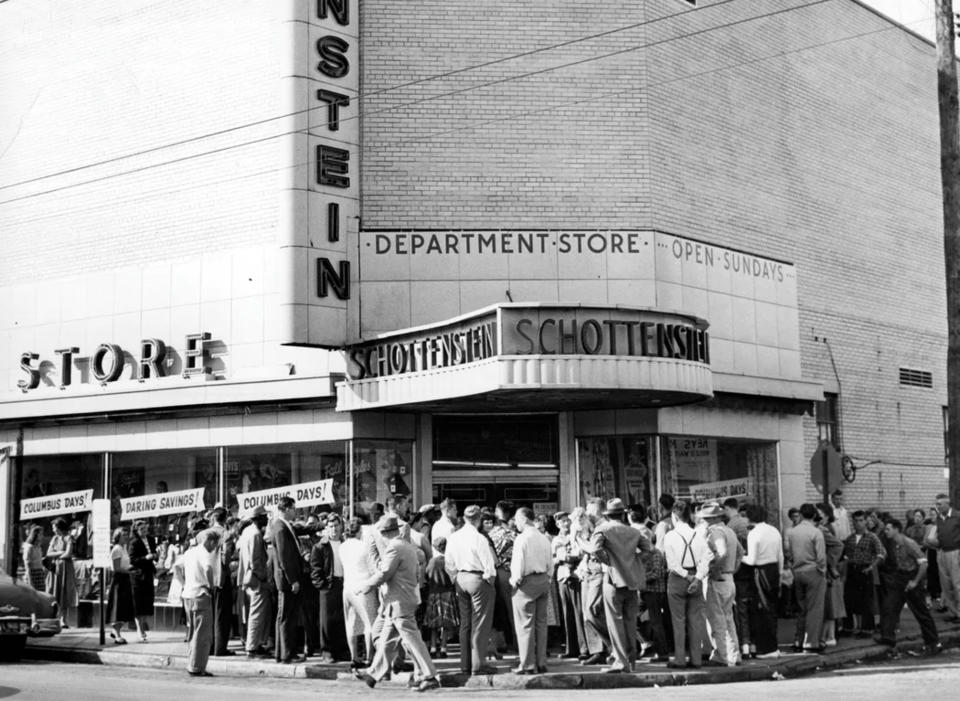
(16, 607, 960, 690)
(2, 651, 960, 700)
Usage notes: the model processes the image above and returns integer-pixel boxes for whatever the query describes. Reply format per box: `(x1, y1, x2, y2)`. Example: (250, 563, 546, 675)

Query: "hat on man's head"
(604, 498, 627, 515)
(418, 503, 438, 515)
(250, 505, 268, 518)
(553, 511, 570, 523)
(376, 515, 400, 534)
(463, 504, 482, 520)
(698, 502, 723, 519)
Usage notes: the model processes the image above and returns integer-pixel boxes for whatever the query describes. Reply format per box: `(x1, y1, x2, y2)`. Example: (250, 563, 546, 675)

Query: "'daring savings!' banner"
(119, 487, 205, 521)
(237, 479, 335, 518)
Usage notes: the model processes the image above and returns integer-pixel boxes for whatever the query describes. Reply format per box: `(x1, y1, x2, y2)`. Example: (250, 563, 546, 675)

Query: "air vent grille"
(899, 367, 933, 388)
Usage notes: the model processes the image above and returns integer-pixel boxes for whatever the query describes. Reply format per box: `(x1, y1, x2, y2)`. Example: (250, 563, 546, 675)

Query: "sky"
(859, 0, 936, 40)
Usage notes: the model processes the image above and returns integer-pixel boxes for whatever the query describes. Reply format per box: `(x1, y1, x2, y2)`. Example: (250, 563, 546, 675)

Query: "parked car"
(0, 567, 61, 660)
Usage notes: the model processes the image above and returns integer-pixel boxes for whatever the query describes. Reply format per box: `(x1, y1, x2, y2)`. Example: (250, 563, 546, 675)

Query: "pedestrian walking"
(444, 504, 498, 676)
(875, 518, 942, 656)
(354, 515, 440, 692)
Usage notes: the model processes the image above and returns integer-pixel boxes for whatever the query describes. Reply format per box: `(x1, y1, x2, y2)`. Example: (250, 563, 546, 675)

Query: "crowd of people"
(19, 489, 960, 685)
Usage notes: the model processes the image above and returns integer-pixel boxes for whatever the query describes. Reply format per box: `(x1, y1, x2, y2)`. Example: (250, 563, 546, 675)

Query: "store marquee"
(20, 489, 94, 520)
(119, 487, 205, 521)
(237, 479, 335, 518)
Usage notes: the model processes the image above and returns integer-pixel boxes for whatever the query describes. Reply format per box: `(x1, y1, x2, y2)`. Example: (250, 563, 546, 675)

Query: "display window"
(576, 435, 653, 507)
(352, 439, 414, 522)
(225, 441, 349, 514)
(433, 414, 558, 469)
(659, 436, 780, 519)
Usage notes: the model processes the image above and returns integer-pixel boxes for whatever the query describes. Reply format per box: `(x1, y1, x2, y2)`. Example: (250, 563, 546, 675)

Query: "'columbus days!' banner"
(119, 487, 205, 521)
(237, 479, 335, 518)
(20, 489, 94, 520)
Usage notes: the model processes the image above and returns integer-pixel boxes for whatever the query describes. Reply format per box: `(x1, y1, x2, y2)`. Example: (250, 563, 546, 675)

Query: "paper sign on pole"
(91, 499, 113, 569)
(118, 487, 205, 521)
(237, 479, 335, 518)
(20, 489, 94, 520)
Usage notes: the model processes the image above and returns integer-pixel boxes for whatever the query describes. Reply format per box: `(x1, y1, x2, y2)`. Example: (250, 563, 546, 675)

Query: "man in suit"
(354, 515, 440, 692)
(268, 496, 305, 664)
(209, 507, 236, 656)
(237, 505, 271, 658)
(509, 507, 552, 674)
(588, 497, 651, 673)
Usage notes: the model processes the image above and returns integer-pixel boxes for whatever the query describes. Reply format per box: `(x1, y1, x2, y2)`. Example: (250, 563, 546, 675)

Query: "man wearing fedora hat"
(238, 505, 271, 658)
(587, 497, 651, 673)
(698, 502, 742, 667)
(355, 515, 440, 692)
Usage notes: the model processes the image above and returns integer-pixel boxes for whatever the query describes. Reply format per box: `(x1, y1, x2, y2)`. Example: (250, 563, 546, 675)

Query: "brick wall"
(358, 0, 948, 507)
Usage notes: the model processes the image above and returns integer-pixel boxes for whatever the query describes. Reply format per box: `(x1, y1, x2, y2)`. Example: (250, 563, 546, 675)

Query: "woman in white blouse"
(339, 517, 378, 667)
(106, 527, 137, 644)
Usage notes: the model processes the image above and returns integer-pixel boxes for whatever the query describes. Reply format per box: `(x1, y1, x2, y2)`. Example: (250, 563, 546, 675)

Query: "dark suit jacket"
(268, 518, 303, 593)
(309, 539, 338, 590)
(128, 534, 157, 580)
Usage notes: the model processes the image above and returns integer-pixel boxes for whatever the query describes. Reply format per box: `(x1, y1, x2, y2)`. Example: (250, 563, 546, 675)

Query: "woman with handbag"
(107, 527, 138, 644)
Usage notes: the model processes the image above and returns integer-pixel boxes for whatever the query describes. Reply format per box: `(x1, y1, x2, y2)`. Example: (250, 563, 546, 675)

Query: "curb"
(24, 630, 960, 687)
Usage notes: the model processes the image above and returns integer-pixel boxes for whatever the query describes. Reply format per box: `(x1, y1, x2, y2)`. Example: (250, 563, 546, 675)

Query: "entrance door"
(431, 413, 560, 515)
(432, 471, 559, 514)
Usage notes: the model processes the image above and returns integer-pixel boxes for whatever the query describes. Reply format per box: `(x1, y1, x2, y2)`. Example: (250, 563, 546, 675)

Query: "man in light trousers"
(509, 507, 552, 674)
(182, 529, 221, 677)
(699, 502, 741, 666)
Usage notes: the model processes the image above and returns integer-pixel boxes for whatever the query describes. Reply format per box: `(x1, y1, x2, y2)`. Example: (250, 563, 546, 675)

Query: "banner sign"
(237, 479, 335, 518)
(20, 489, 93, 520)
(689, 477, 755, 503)
(91, 499, 113, 569)
(119, 487, 204, 521)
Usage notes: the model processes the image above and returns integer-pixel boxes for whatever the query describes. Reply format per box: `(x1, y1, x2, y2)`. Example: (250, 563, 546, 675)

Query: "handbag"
(924, 524, 940, 549)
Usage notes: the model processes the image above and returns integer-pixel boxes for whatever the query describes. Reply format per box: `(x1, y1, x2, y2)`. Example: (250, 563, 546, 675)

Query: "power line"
(0, 0, 744, 193)
(0, 0, 837, 207)
(1, 12, 934, 228)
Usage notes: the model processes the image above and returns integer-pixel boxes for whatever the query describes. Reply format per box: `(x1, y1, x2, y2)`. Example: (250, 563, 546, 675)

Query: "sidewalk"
(22, 612, 960, 689)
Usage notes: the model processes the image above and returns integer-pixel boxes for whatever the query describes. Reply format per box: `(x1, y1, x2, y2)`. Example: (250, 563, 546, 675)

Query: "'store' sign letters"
(237, 479, 335, 518)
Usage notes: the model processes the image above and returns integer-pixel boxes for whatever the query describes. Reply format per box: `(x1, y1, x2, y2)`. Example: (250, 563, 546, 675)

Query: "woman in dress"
(45, 517, 78, 628)
(128, 520, 156, 642)
(424, 537, 459, 658)
(107, 527, 137, 644)
(22, 525, 46, 591)
(816, 503, 846, 647)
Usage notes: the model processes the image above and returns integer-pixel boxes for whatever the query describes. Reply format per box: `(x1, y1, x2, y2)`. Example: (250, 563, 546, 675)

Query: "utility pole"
(937, 0, 960, 507)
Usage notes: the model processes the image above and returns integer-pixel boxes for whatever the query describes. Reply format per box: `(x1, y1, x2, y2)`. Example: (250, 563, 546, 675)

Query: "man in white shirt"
(444, 504, 498, 675)
(509, 507, 553, 674)
(182, 529, 221, 677)
(431, 498, 458, 546)
(662, 500, 711, 668)
(740, 505, 783, 658)
(831, 490, 853, 543)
